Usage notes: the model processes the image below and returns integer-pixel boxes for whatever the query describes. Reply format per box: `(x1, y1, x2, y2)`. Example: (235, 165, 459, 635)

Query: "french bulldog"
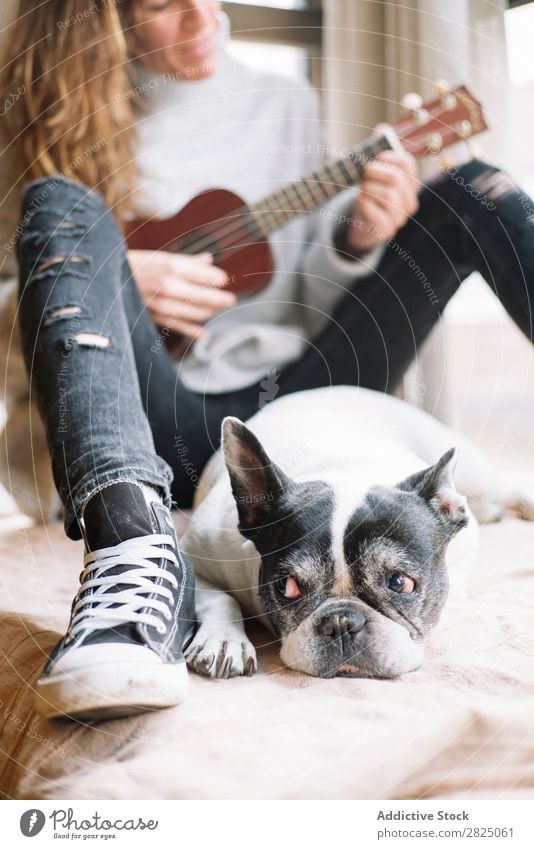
(183, 386, 534, 680)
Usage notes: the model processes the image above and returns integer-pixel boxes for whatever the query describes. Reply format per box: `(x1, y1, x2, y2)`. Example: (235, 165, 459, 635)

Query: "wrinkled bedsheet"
(1, 515, 533, 800)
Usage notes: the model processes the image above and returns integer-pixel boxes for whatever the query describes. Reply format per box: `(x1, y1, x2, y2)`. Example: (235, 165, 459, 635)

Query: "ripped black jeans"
(17, 161, 534, 540)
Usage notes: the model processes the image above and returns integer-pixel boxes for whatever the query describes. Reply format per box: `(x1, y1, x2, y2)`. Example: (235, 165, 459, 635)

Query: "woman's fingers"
(358, 182, 406, 229)
(148, 296, 221, 325)
(363, 161, 419, 209)
(169, 252, 229, 287)
(354, 195, 394, 241)
(360, 180, 405, 214)
(151, 312, 205, 339)
(364, 155, 417, 183)
(375, 148, 419, 177)
(371, 124, 419, 174)
(158, 276, 237, 309)
(362, 164, 419, 211)
(128, 249, 236, 334)
(356, 149, 420, 239)
(363, 142, 419, 210)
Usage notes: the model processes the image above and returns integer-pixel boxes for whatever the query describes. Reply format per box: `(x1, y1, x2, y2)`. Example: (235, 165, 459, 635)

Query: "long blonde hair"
(0, 0, 139, 221)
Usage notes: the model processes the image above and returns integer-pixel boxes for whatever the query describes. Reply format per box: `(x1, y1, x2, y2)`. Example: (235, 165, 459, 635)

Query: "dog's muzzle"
(315, 605, 367, 676)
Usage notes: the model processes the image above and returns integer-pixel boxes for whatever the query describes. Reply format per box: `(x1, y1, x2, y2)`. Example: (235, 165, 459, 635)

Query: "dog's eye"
(277, 576, 302, 599)
(387, 573, 415, 594)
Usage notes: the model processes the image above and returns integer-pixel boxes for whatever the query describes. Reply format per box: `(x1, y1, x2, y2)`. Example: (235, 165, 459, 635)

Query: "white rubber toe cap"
(35, 642, 189, 721)
(50, 641, 164, 674)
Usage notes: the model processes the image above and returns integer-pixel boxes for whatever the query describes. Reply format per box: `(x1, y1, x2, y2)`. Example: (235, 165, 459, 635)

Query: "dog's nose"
(317, 609, 366, 640)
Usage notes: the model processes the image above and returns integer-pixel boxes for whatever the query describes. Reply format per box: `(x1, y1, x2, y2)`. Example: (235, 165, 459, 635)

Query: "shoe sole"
(34, 660, 189, 721)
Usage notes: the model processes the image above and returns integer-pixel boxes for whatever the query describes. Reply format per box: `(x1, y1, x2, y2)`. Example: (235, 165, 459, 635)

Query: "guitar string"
(127, 135, 386, 260)
(167, 180, 344, 258)
(160, 184, 338, 257)
(135, 105, 464, 260)
(168, 134, 407, 257)
(167, 143, 378, 257)
(169, 124, 457, 257)
(146, 126, 456, 260)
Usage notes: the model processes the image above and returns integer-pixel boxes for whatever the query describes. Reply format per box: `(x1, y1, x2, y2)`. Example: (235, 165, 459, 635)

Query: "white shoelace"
(68, 534, 179, 640)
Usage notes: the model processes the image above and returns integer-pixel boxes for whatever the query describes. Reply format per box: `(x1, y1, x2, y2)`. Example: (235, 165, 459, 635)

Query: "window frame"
(222, 2, 322, 52)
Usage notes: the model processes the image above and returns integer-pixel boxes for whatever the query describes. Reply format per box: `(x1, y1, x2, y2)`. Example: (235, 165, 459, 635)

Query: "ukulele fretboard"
(249, 134, 394, 237)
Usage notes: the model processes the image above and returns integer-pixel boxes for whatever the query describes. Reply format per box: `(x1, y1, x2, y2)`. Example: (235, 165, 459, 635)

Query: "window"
(227, 0, 311, 10)
(504, 2, 534, 192)
(223, 1, 322, 47)
(222, 1, 322, 84)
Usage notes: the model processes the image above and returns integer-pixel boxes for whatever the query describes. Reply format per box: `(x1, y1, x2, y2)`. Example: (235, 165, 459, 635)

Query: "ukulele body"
(127, 189, 274, 358)
(126, 188, 274, 297)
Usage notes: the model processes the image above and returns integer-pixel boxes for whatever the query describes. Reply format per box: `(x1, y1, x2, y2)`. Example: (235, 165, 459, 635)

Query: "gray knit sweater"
(130, 36, 382, 393)
(0, 25, 382, 398)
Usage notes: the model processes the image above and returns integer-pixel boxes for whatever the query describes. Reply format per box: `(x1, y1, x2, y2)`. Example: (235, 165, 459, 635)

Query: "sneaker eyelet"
(157, 623, 167, 635)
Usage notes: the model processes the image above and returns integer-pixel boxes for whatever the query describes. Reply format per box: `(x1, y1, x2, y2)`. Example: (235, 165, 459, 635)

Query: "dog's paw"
(468, 496, 505, 524)
(508, 482, 534, 521)
(497, 478, 534, 522)
(185, 628, 257, 679)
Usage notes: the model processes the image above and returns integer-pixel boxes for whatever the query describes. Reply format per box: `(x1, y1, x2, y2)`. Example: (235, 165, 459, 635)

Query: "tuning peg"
(456, 119, 472, 139)
(401, 92, 423, 113)
(433, 78, 451, 96)
(426, 132, 443, 154)
(434, 79, 457, 109)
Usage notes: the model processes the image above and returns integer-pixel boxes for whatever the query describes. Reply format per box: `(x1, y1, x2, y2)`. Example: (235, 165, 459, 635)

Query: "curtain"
(323, 0, 509, 161)
(321, 0, 509, 420)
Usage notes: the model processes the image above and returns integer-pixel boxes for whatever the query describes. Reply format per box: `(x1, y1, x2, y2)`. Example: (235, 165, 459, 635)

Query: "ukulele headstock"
(393, 83, 488, 158)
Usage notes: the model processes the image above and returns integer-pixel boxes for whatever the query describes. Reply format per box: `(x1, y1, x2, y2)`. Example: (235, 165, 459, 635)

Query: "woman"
(0, 0, 533, 720)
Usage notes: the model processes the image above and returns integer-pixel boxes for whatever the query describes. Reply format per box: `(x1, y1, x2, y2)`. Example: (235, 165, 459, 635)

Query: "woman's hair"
(0, 1, 139, 222)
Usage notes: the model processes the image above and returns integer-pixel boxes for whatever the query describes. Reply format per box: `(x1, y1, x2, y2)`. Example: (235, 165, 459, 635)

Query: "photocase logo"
(20, 809, 46, 837)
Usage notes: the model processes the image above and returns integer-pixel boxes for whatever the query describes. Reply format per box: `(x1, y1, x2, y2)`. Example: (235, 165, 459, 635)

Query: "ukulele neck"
(249, 133, 394, 237)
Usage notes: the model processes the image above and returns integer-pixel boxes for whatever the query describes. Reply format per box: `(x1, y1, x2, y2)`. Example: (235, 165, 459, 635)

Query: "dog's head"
(222, 417, 469, 679)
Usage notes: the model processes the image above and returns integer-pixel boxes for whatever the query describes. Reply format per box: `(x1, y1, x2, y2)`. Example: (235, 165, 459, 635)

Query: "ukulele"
(126, 83, 487, 358)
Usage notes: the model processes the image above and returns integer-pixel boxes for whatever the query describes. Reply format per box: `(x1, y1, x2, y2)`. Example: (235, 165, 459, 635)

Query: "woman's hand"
(127, 249, 237, 339)
(347, 128, 420, 255)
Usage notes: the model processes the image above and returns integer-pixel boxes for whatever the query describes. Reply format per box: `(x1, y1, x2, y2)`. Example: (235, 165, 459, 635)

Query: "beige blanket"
(1, 514, 533, 800)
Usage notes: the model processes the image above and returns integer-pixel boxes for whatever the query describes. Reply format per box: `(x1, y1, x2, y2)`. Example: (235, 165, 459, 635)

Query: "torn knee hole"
(50, 306, 82, 319)
(36, 255, 87, 273)
(473, 170, 517, 201)
(73, 332, 110, 349)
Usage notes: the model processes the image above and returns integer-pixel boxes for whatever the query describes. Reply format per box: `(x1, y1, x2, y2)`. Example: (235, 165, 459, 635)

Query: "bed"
(1, 512, 533, 800)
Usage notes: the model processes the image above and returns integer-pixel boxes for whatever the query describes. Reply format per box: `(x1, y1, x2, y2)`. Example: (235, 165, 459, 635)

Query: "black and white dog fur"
(183, 387, 534, 680)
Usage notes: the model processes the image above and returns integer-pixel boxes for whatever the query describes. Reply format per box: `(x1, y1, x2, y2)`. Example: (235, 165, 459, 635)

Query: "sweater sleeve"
(302, 193, 385, 287)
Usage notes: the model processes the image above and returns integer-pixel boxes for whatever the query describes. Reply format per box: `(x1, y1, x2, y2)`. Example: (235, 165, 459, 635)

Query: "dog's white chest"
(184, 489, 267, 621)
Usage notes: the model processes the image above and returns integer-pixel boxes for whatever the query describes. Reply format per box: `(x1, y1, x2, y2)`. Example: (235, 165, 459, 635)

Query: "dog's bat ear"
(222, 417, 291, 529)
(397, 448, 469, 533)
